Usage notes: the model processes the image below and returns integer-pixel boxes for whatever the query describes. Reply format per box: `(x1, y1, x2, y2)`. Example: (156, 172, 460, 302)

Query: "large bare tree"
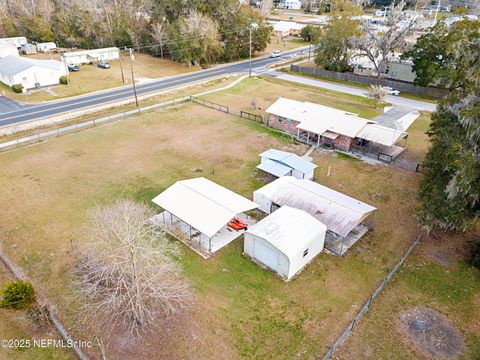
(353, 0, 417, 77)
(73, 199, 191, 336)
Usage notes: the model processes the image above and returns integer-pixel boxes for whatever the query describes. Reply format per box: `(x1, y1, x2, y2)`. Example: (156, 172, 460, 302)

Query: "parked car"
(270, 50, 283, 58)
(382, 86, 400, 96)
(67, 64, 80, 72)
(97, 62, 110, 69)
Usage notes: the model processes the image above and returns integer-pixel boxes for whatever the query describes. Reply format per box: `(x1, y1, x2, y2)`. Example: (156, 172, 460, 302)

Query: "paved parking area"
(0, 96, 26, 114)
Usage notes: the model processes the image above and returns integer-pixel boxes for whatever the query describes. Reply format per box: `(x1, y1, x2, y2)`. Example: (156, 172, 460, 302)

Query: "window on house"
(303, 249, 309, 257)
(278, 116, 286, 123)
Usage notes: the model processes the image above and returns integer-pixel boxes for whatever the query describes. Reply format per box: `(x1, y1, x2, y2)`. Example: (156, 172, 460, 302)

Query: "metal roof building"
(152, 177, 259, 257)
(257, 149, 317, 180)
(0, 55, 67, 90)
(244, 206, 327, 281)
(265, 98, 409, 160)
(253, 176, 376, 255)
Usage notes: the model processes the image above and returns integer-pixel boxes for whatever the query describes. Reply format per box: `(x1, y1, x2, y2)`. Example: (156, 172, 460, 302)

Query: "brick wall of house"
(333, 135, 354, 151)
(318, 134, 354, 151)
(268, 114, 299, 135)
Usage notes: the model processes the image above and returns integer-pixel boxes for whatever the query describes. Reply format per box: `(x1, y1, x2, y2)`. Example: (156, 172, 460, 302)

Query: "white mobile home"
(0, 45, 19, 58)
(36, 42, 57, 53)
(61, 47, 120, 65)
(0, 37, 27, 48)
(244, 206, 327, 281)
(20, 43, 37, 55)
(0, 55, 67, 90)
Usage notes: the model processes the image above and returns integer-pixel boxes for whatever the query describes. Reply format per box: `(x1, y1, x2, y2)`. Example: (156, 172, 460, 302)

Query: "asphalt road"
(0, 48, 306, 127)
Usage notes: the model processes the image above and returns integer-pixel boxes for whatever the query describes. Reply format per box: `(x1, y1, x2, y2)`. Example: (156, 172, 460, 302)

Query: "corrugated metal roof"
(0, 55, 63, 76)
(259, 149, 317, 174)
(254, 177, 376, 238)
(257, 159, 292, 177)
(246, 206, 326, 260)
(265, 97, 373, 138)
(152, 177, 259, 238)
(356, 124, 407, 147)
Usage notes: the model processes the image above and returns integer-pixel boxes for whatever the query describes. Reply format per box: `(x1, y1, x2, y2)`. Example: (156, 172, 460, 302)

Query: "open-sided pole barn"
(152, 177, 259, 258)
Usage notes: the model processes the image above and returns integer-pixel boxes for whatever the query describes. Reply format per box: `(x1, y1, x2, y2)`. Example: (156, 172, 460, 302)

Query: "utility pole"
(129, 48, 139, 107)
(434, 0, 441, 22)
(119, 49, 125, 84)
(249, 22, 258, 77)
(62, 56, 70, 86)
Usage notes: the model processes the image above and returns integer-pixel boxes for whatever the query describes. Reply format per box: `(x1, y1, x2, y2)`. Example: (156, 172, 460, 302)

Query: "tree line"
(0, 0, 271, 66)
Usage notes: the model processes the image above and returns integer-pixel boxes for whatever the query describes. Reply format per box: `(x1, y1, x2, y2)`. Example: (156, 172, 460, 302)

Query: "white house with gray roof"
(0, 55, 67, 90)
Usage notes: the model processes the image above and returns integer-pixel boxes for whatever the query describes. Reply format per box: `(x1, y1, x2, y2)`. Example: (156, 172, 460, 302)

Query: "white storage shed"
(244, 206, 326, 281)
(257, 149, 317, 180)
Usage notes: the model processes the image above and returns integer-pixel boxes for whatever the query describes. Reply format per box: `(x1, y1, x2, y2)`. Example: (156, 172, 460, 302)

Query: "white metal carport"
(152, 177, 259, 257)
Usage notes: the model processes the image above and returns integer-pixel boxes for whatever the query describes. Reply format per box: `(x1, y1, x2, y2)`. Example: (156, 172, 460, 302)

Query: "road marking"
(0, 48, 307, 124)
(0, 68, 231, 123)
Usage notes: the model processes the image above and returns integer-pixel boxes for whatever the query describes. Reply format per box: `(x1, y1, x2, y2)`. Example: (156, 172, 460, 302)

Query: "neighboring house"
(20, 43, 37, 55)
(0, 45, 19, 58)
(244, 206, 327, 281)
(269, 21, 305, 37)
(36, 42, 57, 53)
(151, 177, 259, 257)
(257, 149, 317, 180)
(265, 98, 409, 161)
(386, 61, 416, 83)
(278, 0, 302, 9)
(61, 47, 120, 65)
(0, 55, 67, 90)
(0, 37, 27, 48)
(253, 176, 377, 255)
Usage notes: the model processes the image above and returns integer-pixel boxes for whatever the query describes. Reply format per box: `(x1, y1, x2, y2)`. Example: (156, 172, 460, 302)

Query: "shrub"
(0, 279, 35, 309)
(26, 304, 51, 328)
(467, 240, 480, 269)
(12, 84, 23, 93)
(59, 75, 68, 85)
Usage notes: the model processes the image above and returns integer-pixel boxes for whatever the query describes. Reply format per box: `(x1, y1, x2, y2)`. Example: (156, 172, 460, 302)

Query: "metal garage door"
(254, 240, 279, 271)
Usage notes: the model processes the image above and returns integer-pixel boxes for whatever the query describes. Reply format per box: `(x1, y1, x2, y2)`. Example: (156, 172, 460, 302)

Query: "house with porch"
(265, 98, 408, 162)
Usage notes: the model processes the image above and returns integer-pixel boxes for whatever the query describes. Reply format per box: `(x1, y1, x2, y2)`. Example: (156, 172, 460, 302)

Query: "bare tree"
(260, 0, 273, 17)
(73, 199, 191, 337)
(366, 84, 388, 107)
(353, 0, 417, 77)
(152, 21, 167, 58)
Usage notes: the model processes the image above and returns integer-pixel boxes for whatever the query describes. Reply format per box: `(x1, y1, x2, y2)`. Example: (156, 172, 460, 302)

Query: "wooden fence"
(240, 110, 263, 123)
(291, 65, 449, 99)
(190, 96, 229, 113)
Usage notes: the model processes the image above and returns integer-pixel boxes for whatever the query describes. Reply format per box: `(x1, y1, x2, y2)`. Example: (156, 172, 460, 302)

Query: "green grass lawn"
(200, 76, 385, 119)
(336, 227, 480, 359)
(0, 76, 473, 359)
